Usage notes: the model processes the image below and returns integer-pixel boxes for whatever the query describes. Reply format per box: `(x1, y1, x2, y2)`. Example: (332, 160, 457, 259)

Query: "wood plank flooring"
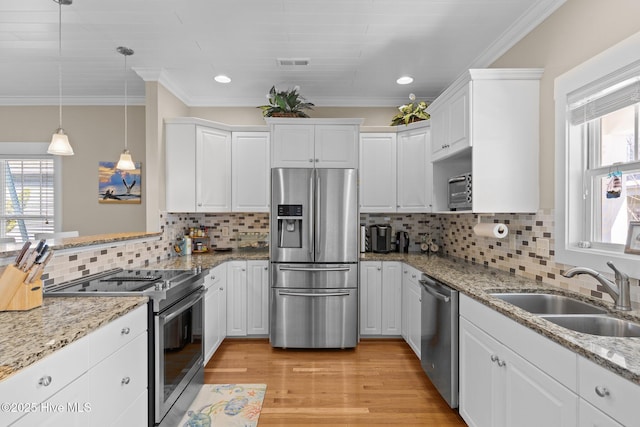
(204, 338, 467, 426)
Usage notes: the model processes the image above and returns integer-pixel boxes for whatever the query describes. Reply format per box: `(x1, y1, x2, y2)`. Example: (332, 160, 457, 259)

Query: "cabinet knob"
(198, 203, 202, 207)
(595, 386, 610, 397)
(242, 268, 246, 271)
(121, 377, 131, 386)
(497, 359, 507, 367)
(412, 274, 416, 278)
(38, 375, 52, 387)
(315, 158, 319, 162)
(309, 159, 314, 162)
(264, 267, 268, 270)
(490, 354, 499, 363)
(377, 267, 381, 271)
(121, 327, 130, 335)
(212, 275, 215, 280)
(219, 287, 224, 291)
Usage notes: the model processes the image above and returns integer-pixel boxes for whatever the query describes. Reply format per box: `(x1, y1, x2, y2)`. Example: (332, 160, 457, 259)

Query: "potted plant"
(390, 94, 430, 126)
(258, 85, 314, 118)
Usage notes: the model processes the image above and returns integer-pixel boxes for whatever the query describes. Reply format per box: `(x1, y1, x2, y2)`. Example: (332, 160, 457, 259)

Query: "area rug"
(179, 384, 267, 427)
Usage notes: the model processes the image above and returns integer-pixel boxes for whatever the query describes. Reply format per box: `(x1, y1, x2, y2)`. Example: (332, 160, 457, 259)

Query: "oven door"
(154, 288, 205, 424)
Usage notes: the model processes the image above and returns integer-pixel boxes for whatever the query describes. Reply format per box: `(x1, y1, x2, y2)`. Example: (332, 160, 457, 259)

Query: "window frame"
(555, 31, 640, 278)
(0, 143, 63, 238)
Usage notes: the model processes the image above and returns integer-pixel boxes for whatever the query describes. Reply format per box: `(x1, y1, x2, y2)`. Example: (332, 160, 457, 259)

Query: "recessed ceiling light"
(214, 75, 231, 83)
(396, 76, 414, 85)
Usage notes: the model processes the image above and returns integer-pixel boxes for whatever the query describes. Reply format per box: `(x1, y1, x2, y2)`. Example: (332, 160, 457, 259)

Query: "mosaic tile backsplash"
(162, 210, 640, 305)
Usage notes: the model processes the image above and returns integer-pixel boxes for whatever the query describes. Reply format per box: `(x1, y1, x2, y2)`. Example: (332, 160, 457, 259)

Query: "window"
(0, 144, 59, 243)
(556, 31, 640, 278)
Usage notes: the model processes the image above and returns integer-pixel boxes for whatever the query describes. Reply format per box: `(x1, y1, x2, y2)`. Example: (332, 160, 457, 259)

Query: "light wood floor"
(204, 338, 467, 426)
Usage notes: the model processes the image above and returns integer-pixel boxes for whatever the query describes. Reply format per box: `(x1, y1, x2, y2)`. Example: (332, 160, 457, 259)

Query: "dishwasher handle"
(419, 277, 451, 303)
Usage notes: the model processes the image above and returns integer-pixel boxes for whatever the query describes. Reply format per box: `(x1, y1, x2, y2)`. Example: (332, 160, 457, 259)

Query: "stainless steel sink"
(540, 314, 640, 338)
(490, 292, 607, 315)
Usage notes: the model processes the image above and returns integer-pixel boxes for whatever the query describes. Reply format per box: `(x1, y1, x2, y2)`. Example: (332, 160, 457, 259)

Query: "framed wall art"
(624, 221, 640, 254)
(98, 161, 141, 204)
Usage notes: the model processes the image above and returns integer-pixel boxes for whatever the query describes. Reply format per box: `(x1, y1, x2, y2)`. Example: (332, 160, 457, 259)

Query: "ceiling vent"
(277, 58, 310, 68)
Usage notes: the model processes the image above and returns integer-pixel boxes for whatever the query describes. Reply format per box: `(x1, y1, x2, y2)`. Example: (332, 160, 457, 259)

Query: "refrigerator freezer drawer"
(270, 288, 358, 348)
(271, 263, 358, 289)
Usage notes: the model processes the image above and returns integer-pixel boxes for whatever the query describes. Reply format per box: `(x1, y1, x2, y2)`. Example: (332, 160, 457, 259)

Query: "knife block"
(0, 264, 43, 311)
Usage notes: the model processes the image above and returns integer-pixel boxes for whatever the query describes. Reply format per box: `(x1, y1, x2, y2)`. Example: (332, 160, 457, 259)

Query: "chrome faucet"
(562, 261, 631, 311)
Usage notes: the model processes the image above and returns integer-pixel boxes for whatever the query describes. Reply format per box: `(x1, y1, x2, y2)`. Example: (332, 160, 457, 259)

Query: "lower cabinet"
(226, 260, 269, 337)
(4, 305, 148, 427)
(401, 265, 421, 359)
(204, 264, 227, 364)
(579, 399, 624, 427)
(459, 318, 577, 427)
(360, 261, 402, 336)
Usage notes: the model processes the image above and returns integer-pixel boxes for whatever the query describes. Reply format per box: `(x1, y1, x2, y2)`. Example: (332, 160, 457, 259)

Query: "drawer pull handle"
(595, 386, 610, 397)
(497, 359, 507, 367)
(490, 354, 498, 363)
(121, 377, 131, 385)
(121, 327, 131, 335)
(38, 375, 52, 387)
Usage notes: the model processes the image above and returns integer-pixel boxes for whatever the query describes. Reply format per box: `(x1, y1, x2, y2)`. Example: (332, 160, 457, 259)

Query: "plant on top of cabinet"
(390, 93, 430, 126)
(258, 85, 314, 118)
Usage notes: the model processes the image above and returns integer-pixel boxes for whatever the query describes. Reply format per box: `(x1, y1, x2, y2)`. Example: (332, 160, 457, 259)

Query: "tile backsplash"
(162, 210, 640, 305)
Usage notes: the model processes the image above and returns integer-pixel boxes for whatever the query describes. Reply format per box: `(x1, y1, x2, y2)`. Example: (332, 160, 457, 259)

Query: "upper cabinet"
(427, 69, 543, 213)
(268, 118, 362, 168)
(165, 119, 270, 213)
(359, 121, 432, 213)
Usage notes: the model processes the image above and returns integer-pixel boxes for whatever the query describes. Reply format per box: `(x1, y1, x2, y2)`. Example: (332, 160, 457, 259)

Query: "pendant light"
(116, 46, 135, 171)
(48, 0, 74, 156)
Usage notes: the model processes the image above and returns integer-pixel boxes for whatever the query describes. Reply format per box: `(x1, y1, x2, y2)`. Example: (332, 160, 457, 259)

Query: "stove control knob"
(155, 283, 161, 291)
(163, 280, 171, 289)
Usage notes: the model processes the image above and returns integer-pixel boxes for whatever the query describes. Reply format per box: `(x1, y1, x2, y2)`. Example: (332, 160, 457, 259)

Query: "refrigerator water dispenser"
(277, 204, 302, 248)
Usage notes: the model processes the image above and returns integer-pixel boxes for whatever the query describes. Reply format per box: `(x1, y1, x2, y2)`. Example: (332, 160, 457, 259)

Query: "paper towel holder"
(475, 214, 509, 238)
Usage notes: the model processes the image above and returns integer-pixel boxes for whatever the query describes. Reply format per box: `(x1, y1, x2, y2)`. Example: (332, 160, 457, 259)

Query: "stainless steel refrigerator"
(270, 168, 359, 348)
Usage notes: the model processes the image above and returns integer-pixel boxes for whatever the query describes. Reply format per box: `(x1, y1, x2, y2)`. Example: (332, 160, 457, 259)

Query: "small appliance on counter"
(360, 225, 369, 253)
(396, 231, 410, 253)
(448, 172, 472, 211)
(370, 224, 392, 253)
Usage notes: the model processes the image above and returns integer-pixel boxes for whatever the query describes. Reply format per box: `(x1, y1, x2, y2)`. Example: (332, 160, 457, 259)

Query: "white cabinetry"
(359, 133, 397, 212)
(428, 69, 543, 213)
(397, 124, 432, 212)
(401, 265, 421, 358)
(269, 118, 361, 168)
(204, 264, 227, 364)
(3, 305, 148, 427)
(165, 119, 270, 213)
(460, 294, 578, 427)
(226, 260, 269, 336)
(360, 261, 402, 336)
(232, 132, 270, 212)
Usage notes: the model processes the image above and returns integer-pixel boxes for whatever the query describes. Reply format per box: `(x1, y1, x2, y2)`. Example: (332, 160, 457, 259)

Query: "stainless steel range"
(46, 267, 208, 427)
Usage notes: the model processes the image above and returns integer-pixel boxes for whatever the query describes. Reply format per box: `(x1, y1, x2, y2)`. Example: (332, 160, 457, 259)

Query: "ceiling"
(0, 0, 565, 108)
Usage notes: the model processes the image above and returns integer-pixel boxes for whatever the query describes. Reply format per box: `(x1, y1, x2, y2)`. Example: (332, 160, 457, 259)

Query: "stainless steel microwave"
(448, 173, 472, 210)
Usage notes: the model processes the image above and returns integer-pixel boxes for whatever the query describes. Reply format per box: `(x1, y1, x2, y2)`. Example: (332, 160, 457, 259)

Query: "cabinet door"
(247, 261, 269, 335)
(226, 261, 247, 336)
(196, 126, 232, 212)
(314, 125, 358, 168)
(232, 132, 270, 212)
(447, 85, 470, 153)
(401, 266, 422, 358)
(166, 123, 197, 212)
(502, 343, 578, 427)
(579, 399, 624, 427)
(459, 318, 502, 427)
(397, 128, 432, 212)
(359, 133, 397, 212)
(381, 261, 402, 335)
(360, 261, 382, 335)
(271, 124, 315, 167)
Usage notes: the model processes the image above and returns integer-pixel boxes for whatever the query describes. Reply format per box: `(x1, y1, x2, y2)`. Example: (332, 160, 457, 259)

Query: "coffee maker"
(370, 224, 392, 253)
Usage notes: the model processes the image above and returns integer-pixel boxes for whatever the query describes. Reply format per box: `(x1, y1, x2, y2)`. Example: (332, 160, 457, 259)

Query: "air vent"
(277, 58, 310, 68)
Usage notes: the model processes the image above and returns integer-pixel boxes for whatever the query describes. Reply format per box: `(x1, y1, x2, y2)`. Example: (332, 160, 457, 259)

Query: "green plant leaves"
(257, 86, 315, 117)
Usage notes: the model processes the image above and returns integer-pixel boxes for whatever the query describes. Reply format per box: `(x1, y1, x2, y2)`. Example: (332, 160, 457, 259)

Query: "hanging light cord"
(124, 52, 128, 151)
(57, 0, 63, 130)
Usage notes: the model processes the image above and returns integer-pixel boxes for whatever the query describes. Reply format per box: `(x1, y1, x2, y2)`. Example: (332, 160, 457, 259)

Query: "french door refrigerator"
(270, 168, 359, 348)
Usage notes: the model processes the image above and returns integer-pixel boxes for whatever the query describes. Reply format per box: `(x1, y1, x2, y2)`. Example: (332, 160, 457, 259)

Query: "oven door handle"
(160, 288, 204, 323)
(279, 291, 351, 297)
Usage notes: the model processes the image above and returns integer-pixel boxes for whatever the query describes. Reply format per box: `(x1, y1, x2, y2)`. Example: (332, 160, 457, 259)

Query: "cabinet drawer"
(113, 389, 148, 427)
(88, 332, 147, 423)
(88, 304, 147, 366)
(0, 337, 89, 426)
(578, 356, 639, 427)
(579, 399, 623, 427)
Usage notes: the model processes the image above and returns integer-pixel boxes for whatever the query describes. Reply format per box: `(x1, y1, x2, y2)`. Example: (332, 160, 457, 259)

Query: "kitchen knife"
(14, 241, 31, 267)
(26, 251, 53, 283)
(18, 247, 36, 270)
(34, 239, 46, 255)
(34, 245, 49, 263)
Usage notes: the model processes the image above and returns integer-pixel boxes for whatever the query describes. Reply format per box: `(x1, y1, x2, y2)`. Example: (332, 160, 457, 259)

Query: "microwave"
(448, 173, 472, 210)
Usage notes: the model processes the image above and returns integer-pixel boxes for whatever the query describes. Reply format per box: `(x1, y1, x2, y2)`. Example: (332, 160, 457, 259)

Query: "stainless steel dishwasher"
(419, 273, 459, 408)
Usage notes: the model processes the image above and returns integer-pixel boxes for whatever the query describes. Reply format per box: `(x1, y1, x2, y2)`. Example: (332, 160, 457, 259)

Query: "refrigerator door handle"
(278, 291, 351, 297)
(315, 170, 321, 257)
(279, 266, 352, 272)
(309, 170, 314, 257)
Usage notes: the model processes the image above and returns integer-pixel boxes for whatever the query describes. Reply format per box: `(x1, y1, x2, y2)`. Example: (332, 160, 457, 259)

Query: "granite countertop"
(361, 252, 640, 386)
(0, 296, 147, 382)
(152, 248, 270, 270)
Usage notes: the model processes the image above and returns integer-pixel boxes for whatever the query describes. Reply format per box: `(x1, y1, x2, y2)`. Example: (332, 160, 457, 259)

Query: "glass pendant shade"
(48, 128, 74, 155)
(116, 149, 135, 171)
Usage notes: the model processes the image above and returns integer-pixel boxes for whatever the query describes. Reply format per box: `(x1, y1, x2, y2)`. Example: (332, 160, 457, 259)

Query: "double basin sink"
(490, 292, 640, 337)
